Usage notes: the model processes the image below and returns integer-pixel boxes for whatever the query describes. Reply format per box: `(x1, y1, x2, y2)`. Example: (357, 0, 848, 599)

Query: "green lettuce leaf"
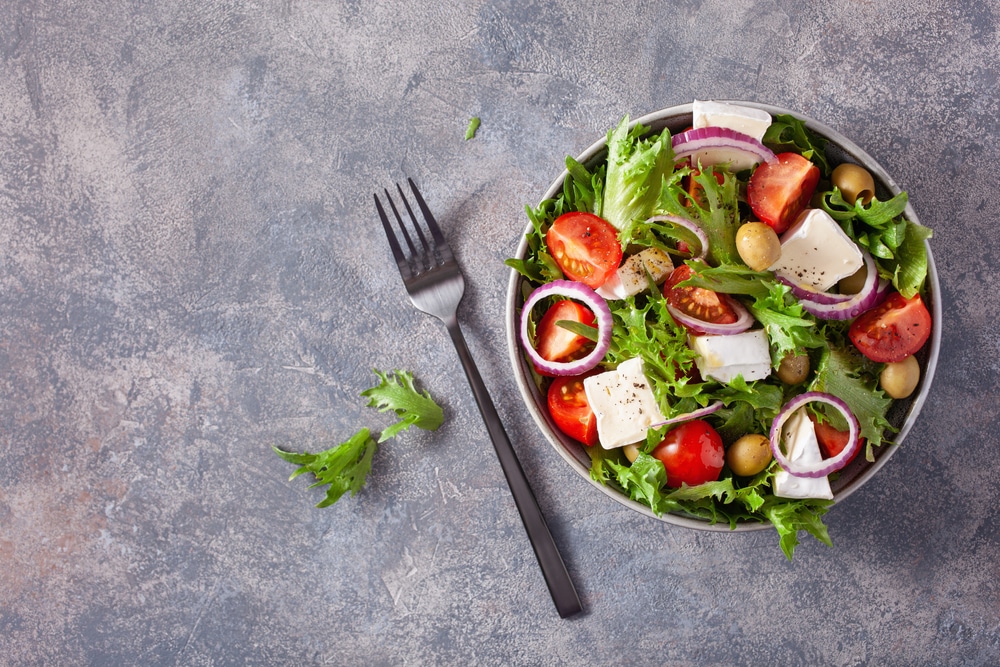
(590, 447, 827, 559)
(656, 166, 741, 266)
(809, 344, 893, 455)
(760, 494, 833, 560)
(888, 220, 933, 299)
(276, 369, 444, 507)
(762, 113, 831, 176)
(564, 154, 605, 216)
(819, 189, 932, 297)
(602, 116, 675, 231)
(464, 117, 481, 140)
(362, 369, 444, 442)
(273, 429, 378, 508)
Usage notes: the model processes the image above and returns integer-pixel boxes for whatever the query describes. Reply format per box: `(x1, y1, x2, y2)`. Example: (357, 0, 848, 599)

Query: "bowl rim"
(505, 101, 941, 532)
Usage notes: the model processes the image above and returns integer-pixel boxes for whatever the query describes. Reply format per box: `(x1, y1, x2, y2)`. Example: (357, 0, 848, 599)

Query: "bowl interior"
(505, 102, 941, 531)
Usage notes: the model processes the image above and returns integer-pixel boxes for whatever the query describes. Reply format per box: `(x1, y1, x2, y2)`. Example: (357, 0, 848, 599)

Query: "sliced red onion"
(667, 296, 754, 335)
(651, 400, 723, 428)
(671, 127, 777, 169)
(519, 280, 613, 376)
(644, 215, 709, 260)
(795, 252, 888, 320)
(777, 276, 853, 305)
(769, 392, 860, 478)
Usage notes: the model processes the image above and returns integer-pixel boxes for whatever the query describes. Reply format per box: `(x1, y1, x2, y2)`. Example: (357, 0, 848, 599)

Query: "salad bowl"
(505, 101, 941, 533)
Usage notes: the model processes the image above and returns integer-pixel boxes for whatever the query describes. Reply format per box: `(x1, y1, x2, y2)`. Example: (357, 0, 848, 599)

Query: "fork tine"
(383, 187, 420, 260)
(395, 182, 433, 264)
(407, 178, 453, 260)
(373, 192, 411, 279)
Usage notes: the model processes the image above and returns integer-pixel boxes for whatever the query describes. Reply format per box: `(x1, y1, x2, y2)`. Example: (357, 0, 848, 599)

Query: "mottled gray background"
(0, 0, 996, 665)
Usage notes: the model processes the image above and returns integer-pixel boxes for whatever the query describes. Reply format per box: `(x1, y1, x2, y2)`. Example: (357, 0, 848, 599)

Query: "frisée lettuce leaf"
(602, 117, 675, 231)
(362, 369, 444, 442)
(275, 369, 444, 507)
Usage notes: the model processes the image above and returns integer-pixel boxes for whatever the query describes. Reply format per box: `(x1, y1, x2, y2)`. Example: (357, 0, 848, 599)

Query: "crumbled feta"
(772, 408, 834, 500)
(688, 329, 772, 383)
(767, 208, 864, 292)
(583, 357, 666, 449)
(597, 248, 674, 300)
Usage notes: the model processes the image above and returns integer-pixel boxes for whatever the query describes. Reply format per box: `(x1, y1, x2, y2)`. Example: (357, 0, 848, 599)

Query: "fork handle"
(444, 316, 583, 619)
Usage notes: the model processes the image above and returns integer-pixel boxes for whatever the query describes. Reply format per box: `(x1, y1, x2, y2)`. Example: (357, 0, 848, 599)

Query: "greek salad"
(507, 101, 933, 558)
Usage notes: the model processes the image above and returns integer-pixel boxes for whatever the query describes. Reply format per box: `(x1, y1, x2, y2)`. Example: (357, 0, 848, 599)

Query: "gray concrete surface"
(1, 0, 997, 665)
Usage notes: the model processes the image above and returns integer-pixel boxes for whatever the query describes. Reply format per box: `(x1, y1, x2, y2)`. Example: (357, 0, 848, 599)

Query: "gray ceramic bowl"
(505, 102, 941, 531)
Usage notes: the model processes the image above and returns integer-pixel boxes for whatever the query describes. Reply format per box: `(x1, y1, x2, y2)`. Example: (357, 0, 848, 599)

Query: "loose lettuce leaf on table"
(275, 369, 444, 507)
(362, 369, 444, 442)
(273, 429, 378, 508)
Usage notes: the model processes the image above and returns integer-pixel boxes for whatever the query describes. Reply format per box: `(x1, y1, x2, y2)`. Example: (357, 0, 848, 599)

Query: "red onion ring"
(666, 297, 754, 335)
(651, 400, 723, 428)
(519, 280, 613, 376)
(794, 252, 889, 320)
(644, 215, 709, 260)
(769, 392, 860, 478)
(777, 276, 853, 305)
(671, 127, 777, 167)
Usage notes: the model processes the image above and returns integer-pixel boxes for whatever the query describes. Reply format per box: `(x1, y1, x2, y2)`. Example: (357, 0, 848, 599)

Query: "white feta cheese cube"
(693, 100, 773, 142)
(767, 208, 864, 292)
(772, 408, 834, 500)
(583, 357, 666, 450)
(688, 329, 772, 383)
(596, 248, 674, 300)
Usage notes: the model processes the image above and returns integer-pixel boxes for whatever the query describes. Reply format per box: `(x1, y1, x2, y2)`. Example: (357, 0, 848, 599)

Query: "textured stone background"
(1, 0, 997, 665)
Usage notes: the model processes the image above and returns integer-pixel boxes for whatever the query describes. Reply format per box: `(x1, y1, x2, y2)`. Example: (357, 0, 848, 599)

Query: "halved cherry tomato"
(663, 264, 738, 325)
(547, 374, 599, 446)
(747, 152, 820, 234)
(546, 212, 622, 288)
(651, 419, 725, 487)
(849, 292, 932, 363)
(534, 299, 596, 375)
(810, 413, 862, 465)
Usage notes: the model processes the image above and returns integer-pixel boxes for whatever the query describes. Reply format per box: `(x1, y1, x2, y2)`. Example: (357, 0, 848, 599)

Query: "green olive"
(736, 222, 782, 271)
(838, 263, 868, 295)
(776, 352, 810, 385)
(623, 443, 640, 463)
(832, 163, 876, 205)
(726, 434, 772, 477)
(880, 355, 920, 398)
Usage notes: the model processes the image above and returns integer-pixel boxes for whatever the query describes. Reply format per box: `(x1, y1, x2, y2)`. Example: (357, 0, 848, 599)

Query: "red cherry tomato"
(663, 264, 738, 325)
(747, 152, 820, 234)
(533, 299, 596, 375)
(651, 420, 725, 488)
(849, 292, 932, 363)
(809, 414, 862, 465)
(547, 374, 599, 446)
(546, 212, 623, 288)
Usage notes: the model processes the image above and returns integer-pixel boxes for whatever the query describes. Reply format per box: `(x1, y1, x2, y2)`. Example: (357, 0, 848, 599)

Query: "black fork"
(374, 178, 582, 618)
